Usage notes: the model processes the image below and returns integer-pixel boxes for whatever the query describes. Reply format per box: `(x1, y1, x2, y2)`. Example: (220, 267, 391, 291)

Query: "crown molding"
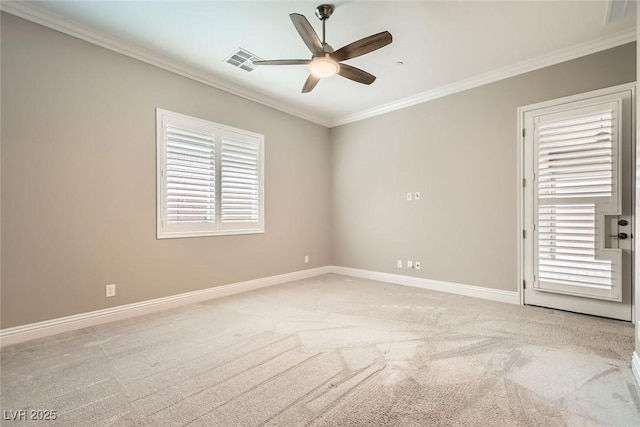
(0, 1, 332, 128)
(1, 1, 636, 129)
(330, 27, 637, 127)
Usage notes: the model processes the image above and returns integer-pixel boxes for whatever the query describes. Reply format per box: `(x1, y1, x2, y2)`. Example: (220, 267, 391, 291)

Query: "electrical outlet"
(406, 260, 413, 269)
(397, 260, 403, 268)
(406, 192, 412, 201)
(414, 192, 420, 200)
(415, 261, 421, 270)
(105, 284, 116, 298)
(304, 255, 309, 264)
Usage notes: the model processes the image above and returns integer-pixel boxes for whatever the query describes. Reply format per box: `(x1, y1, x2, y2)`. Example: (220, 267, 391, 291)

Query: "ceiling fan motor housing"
(315, 4, 334, 21)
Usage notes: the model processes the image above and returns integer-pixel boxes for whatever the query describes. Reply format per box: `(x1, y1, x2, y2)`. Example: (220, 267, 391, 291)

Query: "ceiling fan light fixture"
(308, 56, 339, 78)
(254, 6, 392, 92)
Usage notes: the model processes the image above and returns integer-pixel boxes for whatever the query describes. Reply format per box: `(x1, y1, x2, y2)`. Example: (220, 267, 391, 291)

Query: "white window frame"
(156, 108, 264, 239)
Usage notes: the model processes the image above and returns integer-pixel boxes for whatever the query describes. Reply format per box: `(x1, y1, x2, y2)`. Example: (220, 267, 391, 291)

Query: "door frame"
(516, 82, 636, 322)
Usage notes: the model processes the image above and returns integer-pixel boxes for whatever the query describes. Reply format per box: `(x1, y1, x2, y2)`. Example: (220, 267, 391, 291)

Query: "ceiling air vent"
(225, 48, 262, 72)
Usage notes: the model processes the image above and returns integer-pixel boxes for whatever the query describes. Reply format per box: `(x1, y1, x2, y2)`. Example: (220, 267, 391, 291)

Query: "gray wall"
(331, 43, 636, 292)
(1, 12, 637, 330)
(0, 13, 332, 328)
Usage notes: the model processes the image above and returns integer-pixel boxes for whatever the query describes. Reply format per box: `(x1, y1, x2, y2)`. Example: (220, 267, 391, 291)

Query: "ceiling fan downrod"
(315, 4, 333, 44)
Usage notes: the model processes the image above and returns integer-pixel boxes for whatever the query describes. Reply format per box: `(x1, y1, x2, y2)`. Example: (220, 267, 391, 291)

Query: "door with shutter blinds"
(521, 86, 633, 321)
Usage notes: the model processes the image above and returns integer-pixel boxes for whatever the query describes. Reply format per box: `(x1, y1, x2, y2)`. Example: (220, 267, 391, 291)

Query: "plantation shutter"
(537, 204, 613, 289)
(157, 109, 264, 238)
(537, 110, 614, 200)
(165, 126, 216, 224)
(534, 102, 621, 300)
(220, 137, 261, 224)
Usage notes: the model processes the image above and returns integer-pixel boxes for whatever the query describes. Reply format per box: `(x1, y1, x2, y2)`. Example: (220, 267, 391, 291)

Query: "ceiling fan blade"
(331, 31, 393, 62)
(290, 13, 325, 57)
(253, 59, 311, 66)
(338, 64, 376, 85)
(302, 74, 320, 93)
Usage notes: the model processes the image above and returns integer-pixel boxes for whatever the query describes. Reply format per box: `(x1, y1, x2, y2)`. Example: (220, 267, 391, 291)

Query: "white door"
(521, 85, 634, 321)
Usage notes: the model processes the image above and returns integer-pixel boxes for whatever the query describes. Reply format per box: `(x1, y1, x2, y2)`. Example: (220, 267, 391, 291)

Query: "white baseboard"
(633, 352, 640, 390)
(330, 266, 520, 305)
(0, 266, 523, 347)
(3, 264, 635, 388)
(0, 266, 332, 347)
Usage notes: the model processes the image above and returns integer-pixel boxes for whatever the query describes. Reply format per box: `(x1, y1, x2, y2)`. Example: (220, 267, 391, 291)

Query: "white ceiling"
(3, 1, 637, 127)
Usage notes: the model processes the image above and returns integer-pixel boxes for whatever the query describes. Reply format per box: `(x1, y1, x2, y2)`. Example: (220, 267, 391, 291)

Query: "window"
(156, 109, 264, 239)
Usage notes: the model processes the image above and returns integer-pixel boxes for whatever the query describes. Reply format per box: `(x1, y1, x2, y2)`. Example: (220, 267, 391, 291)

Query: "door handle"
(618, 219, 629, 226)
(609, 233, 628, 239)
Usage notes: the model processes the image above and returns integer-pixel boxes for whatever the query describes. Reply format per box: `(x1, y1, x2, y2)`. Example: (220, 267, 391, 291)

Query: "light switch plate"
(105, 284, 116, 298)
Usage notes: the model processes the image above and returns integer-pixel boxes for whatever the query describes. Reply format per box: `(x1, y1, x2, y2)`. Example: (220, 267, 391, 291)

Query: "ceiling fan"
(253, 4, 393, 93)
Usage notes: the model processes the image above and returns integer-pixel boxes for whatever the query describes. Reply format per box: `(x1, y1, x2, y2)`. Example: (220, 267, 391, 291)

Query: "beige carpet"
(1, 274, 639, 426)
